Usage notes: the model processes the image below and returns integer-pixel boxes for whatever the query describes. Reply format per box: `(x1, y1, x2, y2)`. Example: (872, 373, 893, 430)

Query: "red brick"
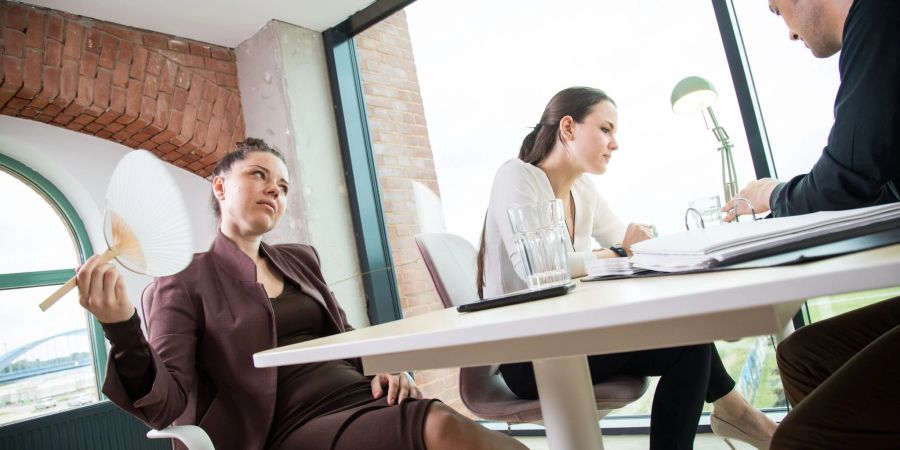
(29, 65, 58, 109)
(5, 3, 28, 31)
(108, 85, 126, 114)
(129, 46, 148, 80)
(75, 75, 94, 108)
(120, 80, 142, 124)
(171, 87, 188, 111)
(19, 106, 39, 118)
(146, 51, 163, 76)
(2, 55, 24, 91)
(224, 92, 240, 124)
(62, 97, 84, 116)
(95, 129, 113, 139)
(210, 46, 232, 61)
(191, 69, 216, 81)
(159, 60, 177, 93)
(160, 50, 205, 69)
(94, 23, 141, 44)
(6, 96, 29, 110)
(63, 21, 84, 59)
(175, 69, 191, 89)
(186, 77, 204, 106)
(152, 92, 170, 129)
(157, 142, 176, 153)
(74, 113, 95, 125)
(138, 95, 155, 127)
(168, 39, 189, 53)
(79, 51, 99, 77)
(25, 11, 45, 49)
(179, 104, 198, 140)
(189, 42, 210, 57)
(131, 131, 151, 142)
(204, 58, 236, 75)
(44, 39, 62, 67)
(142, 141, 159, 151)
(112, 128, 134, 141)
(45, 14, 64, 41)
(117, 41, 133, 64)
(142, 33, 167, 50)
(19, 48, 42, 99)
(112, 61, 129, 87)
(52, 113, 73, 125)
(65, 120, 85, 131)
(4, 29, 26, 58)
(202, 81, 216, 101)
(43, 103, 62, 116)
(98, 34, 117, 69)
(150, 128, 176, 144)
(105, 121, 124, 133)
(82, 121, 104, 133)
(197, 96, 212, 123)
(211, 88, 227, 118)
(215, 72, 237, 89)
(167, 112, 185, 140)
(93, 68, 111, 109)
(143, 74, 158, 98)
(84, 28, 101, 54)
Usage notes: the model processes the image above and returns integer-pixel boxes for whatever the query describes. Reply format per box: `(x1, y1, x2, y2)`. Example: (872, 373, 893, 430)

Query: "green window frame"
(0, 153, 107, 397)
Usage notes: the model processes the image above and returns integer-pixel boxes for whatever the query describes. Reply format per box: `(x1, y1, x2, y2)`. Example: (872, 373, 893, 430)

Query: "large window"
(0, 155, 102, 425)
(732, 1, 900, 321)
(400, 0, 783, 415)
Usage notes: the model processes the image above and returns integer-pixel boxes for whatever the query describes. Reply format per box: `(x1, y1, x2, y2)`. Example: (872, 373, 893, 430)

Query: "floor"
(515, 433, 756, 449)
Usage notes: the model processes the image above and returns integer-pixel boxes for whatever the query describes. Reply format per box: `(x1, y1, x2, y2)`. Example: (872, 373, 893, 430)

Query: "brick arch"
(0, 2, 244, 177)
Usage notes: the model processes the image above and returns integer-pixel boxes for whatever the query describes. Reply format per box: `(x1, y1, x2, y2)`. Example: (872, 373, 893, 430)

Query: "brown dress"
(103, 280, 436, 450)
(265, 282, 435, 449)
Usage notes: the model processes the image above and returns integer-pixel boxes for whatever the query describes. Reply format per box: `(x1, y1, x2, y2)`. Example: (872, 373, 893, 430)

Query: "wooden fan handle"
(39, 247, 119, 312)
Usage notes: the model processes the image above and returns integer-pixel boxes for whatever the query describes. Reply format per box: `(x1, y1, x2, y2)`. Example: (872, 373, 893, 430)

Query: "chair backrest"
(414, 233, 480, 308)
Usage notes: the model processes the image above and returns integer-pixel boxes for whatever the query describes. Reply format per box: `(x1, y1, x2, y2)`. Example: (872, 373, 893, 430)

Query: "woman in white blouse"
(477, 87, 776, 450)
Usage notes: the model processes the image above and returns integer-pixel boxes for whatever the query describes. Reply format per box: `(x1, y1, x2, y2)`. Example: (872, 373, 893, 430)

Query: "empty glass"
(507, 199, 571, 290)
(686, 195, 724, 230)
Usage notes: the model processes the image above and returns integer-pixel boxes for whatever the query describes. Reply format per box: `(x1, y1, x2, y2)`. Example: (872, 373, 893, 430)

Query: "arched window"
(0, 154, 105, 425)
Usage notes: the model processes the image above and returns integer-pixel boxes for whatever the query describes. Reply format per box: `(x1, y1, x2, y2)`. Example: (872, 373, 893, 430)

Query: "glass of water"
(507, 199, 571, 290)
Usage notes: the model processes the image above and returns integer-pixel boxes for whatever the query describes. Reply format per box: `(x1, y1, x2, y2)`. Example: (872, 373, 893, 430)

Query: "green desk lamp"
(671, 76, 739, 203)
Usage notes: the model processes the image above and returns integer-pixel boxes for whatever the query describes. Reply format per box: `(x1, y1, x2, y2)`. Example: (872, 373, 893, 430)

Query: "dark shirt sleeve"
(101, 311, 155, 401)
(770, 0, 900, 217)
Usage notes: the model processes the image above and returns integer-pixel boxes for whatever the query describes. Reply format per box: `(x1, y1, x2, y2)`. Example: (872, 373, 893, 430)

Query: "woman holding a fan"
(75, 138, 525, 450)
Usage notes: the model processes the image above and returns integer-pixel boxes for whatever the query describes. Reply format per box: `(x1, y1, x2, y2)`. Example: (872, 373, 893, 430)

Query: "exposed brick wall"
(355, 11, 470, 417)
(0, 1, 243, 176)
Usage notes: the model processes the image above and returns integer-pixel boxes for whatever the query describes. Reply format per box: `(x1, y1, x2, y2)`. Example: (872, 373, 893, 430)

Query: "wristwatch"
(609, 244, 628, 257)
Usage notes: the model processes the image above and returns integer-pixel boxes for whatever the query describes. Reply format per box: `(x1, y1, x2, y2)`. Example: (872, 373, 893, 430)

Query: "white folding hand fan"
(40, 150, 194, 311)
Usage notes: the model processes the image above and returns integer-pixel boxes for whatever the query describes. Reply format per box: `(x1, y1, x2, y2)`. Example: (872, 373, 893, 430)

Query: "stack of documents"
(631, 203, 900, 272)
(585, 257, 648, 277)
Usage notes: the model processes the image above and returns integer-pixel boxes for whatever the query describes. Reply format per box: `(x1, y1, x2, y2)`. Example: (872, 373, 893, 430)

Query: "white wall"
(236, 21, 369, 328)
(0, 115, 218, 316)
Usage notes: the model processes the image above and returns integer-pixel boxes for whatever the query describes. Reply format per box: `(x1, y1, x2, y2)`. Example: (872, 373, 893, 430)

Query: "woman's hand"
(622, 223, 655, 256)
(371, 372, 422, 405)
(76, 254, 136, 324)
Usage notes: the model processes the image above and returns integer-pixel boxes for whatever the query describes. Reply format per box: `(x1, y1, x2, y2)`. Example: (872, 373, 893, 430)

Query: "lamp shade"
(671, 76, 718, 114)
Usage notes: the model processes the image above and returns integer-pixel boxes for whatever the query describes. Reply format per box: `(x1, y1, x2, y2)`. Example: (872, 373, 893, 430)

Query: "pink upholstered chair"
(414, 233, 649, 425)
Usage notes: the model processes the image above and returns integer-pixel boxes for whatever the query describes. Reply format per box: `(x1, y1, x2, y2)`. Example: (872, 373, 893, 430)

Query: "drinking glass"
(507, 199, 571, 290)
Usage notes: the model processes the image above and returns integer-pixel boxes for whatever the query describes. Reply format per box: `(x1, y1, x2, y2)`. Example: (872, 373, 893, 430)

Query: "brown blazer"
(102, 231, 360, 450)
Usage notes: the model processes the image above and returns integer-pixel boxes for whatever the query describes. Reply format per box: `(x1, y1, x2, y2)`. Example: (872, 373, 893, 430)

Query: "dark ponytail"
(476, 87, 616, 298)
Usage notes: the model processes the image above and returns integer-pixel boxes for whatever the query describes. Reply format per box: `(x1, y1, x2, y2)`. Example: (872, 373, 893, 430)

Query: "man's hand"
(722, 178, 781, 222)
(371, 372, 422, 405)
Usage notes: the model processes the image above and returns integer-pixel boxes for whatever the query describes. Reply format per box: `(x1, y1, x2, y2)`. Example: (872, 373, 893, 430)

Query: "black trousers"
(771, 296, 900, 449)
(500, 343, 735, 450)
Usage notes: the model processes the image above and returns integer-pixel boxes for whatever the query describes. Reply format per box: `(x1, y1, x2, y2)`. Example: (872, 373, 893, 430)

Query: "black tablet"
(456, 281, 576, 313)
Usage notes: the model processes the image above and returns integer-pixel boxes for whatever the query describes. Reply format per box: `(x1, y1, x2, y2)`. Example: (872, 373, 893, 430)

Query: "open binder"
(585, 203, 900, 280)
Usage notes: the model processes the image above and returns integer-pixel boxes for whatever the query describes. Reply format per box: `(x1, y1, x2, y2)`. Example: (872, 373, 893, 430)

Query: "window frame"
(0, 153, 107, 398)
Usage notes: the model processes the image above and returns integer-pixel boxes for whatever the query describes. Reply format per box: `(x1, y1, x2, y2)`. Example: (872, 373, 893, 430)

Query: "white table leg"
(532, 355, 603, 450)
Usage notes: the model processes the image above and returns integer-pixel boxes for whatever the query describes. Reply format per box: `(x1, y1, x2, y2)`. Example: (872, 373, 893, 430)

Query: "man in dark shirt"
(724, 1, 900, 449)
